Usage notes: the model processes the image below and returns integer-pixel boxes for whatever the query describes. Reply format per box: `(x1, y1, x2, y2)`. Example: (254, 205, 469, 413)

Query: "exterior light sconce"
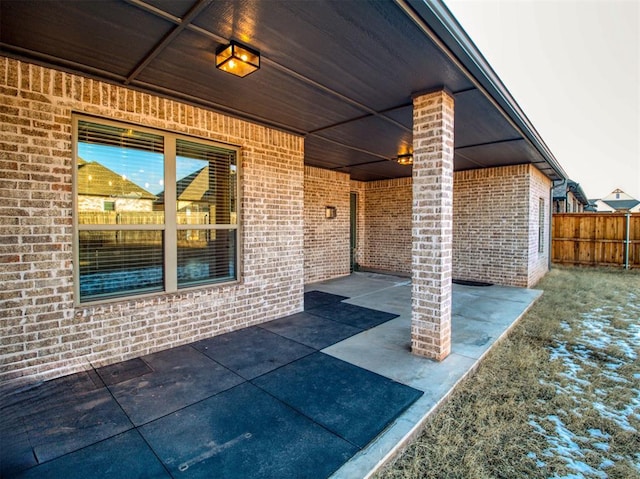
(396, 153, 413, 165)
(325, 206, 337, 219)
(215, 41, 260, 78)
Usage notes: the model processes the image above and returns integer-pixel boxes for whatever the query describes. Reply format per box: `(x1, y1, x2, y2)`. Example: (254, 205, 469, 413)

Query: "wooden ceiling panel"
(192, 0, 474, 111)
(314, 116, 412, 160)
(454, 89, 521, 148)
(0, 0, 564, 182)
(0, 0, 174, 77)
(136, 30, 367, 133)
(455, 139, 544, 167)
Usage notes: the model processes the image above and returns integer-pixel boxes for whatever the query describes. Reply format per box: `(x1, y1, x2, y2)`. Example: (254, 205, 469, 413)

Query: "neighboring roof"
(591, 199, 615, 213)
(156, 166, 213, 204)
(0, 0, 567, 182)
(552, 180, 589, 205)
(602, 188, 637, 202)
(601, 199, 640, 211)
(77, 158, 156, 200)
(591, 189, 640, 211)
(553, 182, 567, 199)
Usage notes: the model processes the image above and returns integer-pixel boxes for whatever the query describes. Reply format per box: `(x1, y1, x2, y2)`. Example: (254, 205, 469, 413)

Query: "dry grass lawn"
(376, 267, 640, 479)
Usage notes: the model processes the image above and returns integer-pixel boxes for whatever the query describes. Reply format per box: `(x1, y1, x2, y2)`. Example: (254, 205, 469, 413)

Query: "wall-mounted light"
(397, 153, 413, 165)
(216, 41, 260, 78)
(325, 206, 337, 219)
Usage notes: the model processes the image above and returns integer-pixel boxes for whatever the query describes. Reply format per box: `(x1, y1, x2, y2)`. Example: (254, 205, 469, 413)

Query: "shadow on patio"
(0, 272, 541, 479)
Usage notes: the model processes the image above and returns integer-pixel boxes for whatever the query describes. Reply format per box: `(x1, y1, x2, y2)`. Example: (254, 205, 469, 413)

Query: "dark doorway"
(350, 192, 358, 272)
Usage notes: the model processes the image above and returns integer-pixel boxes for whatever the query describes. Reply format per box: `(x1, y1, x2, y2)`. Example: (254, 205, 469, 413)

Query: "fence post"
(625, 213, 631, 270)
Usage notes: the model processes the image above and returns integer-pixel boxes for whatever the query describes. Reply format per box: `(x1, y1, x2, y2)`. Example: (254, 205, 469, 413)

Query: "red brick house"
(0, 0, 567, 384)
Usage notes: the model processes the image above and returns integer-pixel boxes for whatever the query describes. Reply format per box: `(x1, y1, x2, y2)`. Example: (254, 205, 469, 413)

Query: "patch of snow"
(560, 321, 572, 332)
(529, 291, 640, 474)
(527, 451, 547, 468)
(586, 428, 610, 440)
(599, 458, 614, 468)
(531, 415, 608, 479)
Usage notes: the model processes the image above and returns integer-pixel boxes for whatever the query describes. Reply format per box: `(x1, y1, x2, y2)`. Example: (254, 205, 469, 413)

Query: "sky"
(78, 143, 205, 195)
(444, 0, 640, 200)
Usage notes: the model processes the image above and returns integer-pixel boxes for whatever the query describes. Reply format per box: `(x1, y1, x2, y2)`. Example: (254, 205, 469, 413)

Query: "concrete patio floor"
(0, 272, 541, 478)
(317, 272, 542, 478)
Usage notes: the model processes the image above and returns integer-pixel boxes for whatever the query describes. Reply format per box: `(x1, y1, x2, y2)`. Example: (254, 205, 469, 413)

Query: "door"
(350, 192, 357, 272)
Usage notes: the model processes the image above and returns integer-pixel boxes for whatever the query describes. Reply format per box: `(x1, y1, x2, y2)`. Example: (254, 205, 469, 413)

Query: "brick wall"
(303, 166, 350, 283)
(0, 58, 304, 385)
(361, 177, 412, 275)
(527, 165, 551, 286)
(302, 172, 413, 280)
(302, 163, 551, 289)
(410, 90, 455, 360)
(453, 164, 550, 287)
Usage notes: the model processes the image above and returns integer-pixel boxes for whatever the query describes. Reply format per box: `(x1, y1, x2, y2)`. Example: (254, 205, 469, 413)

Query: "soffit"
(0, 0, 563, 181)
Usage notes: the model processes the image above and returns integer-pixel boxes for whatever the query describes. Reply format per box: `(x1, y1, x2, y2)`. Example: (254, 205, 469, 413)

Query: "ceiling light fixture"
(215, 41, 260, 78)
(397, 153, 413, 165)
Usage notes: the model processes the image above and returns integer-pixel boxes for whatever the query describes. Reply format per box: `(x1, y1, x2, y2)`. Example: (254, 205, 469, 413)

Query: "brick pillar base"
(411, 90, 454, 361)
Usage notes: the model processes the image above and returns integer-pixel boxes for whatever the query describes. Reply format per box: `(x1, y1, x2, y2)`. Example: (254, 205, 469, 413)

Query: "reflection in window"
(538, 198, 545, 253)
(174, 139, 237, 288)
(77, 122, 164, 226)
(75, 118, 239, 303)
(78, 230, 164, 298)
(177, 230, 236, 286)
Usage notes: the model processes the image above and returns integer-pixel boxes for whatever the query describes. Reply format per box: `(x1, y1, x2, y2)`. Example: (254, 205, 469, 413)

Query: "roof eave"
(399, 0, 568, 182)
(567, 180, 589, 205)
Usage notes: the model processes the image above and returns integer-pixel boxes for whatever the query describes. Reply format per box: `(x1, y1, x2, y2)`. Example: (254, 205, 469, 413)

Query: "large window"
(74, 117, 239, 304)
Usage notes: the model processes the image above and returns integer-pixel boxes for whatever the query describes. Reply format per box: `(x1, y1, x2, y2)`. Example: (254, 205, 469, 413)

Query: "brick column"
(411, 90, 454, 361)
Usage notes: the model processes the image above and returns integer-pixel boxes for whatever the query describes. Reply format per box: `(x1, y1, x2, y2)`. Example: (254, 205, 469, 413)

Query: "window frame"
(538, 197, 545, 254)
(72, 114, 242, 306)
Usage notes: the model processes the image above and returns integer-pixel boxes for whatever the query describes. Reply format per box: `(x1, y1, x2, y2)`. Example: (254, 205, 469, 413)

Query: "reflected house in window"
(155, 165, 221, 245)
(77, 157, 158, 218)
(152, 149, 237, 285)
(75, 118, 237, 303)
(76, 156, 165, 301)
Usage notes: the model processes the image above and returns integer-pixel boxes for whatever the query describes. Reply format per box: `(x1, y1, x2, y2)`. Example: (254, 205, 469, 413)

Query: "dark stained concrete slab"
(0, 415, 38, 477)
(0, 371, 133, 466)
(260, 312, 362, 350)
(306, 301, 398, 329)
(10, 430, 171, 479)
(139, 382, 358, 479)
(96, 357, 153, 386)
(107, 345, 244, 426)
(192, 326, 314, 380)
(253, 352, 422, 448)
(304, 290, 349, 309)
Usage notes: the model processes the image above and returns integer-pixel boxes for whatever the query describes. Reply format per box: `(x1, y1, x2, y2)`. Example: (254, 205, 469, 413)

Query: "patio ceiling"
(0, 0, 567, 182)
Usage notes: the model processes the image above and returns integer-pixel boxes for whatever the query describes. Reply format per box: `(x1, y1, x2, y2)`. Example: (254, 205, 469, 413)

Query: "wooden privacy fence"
(552, 213, 640, 268)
